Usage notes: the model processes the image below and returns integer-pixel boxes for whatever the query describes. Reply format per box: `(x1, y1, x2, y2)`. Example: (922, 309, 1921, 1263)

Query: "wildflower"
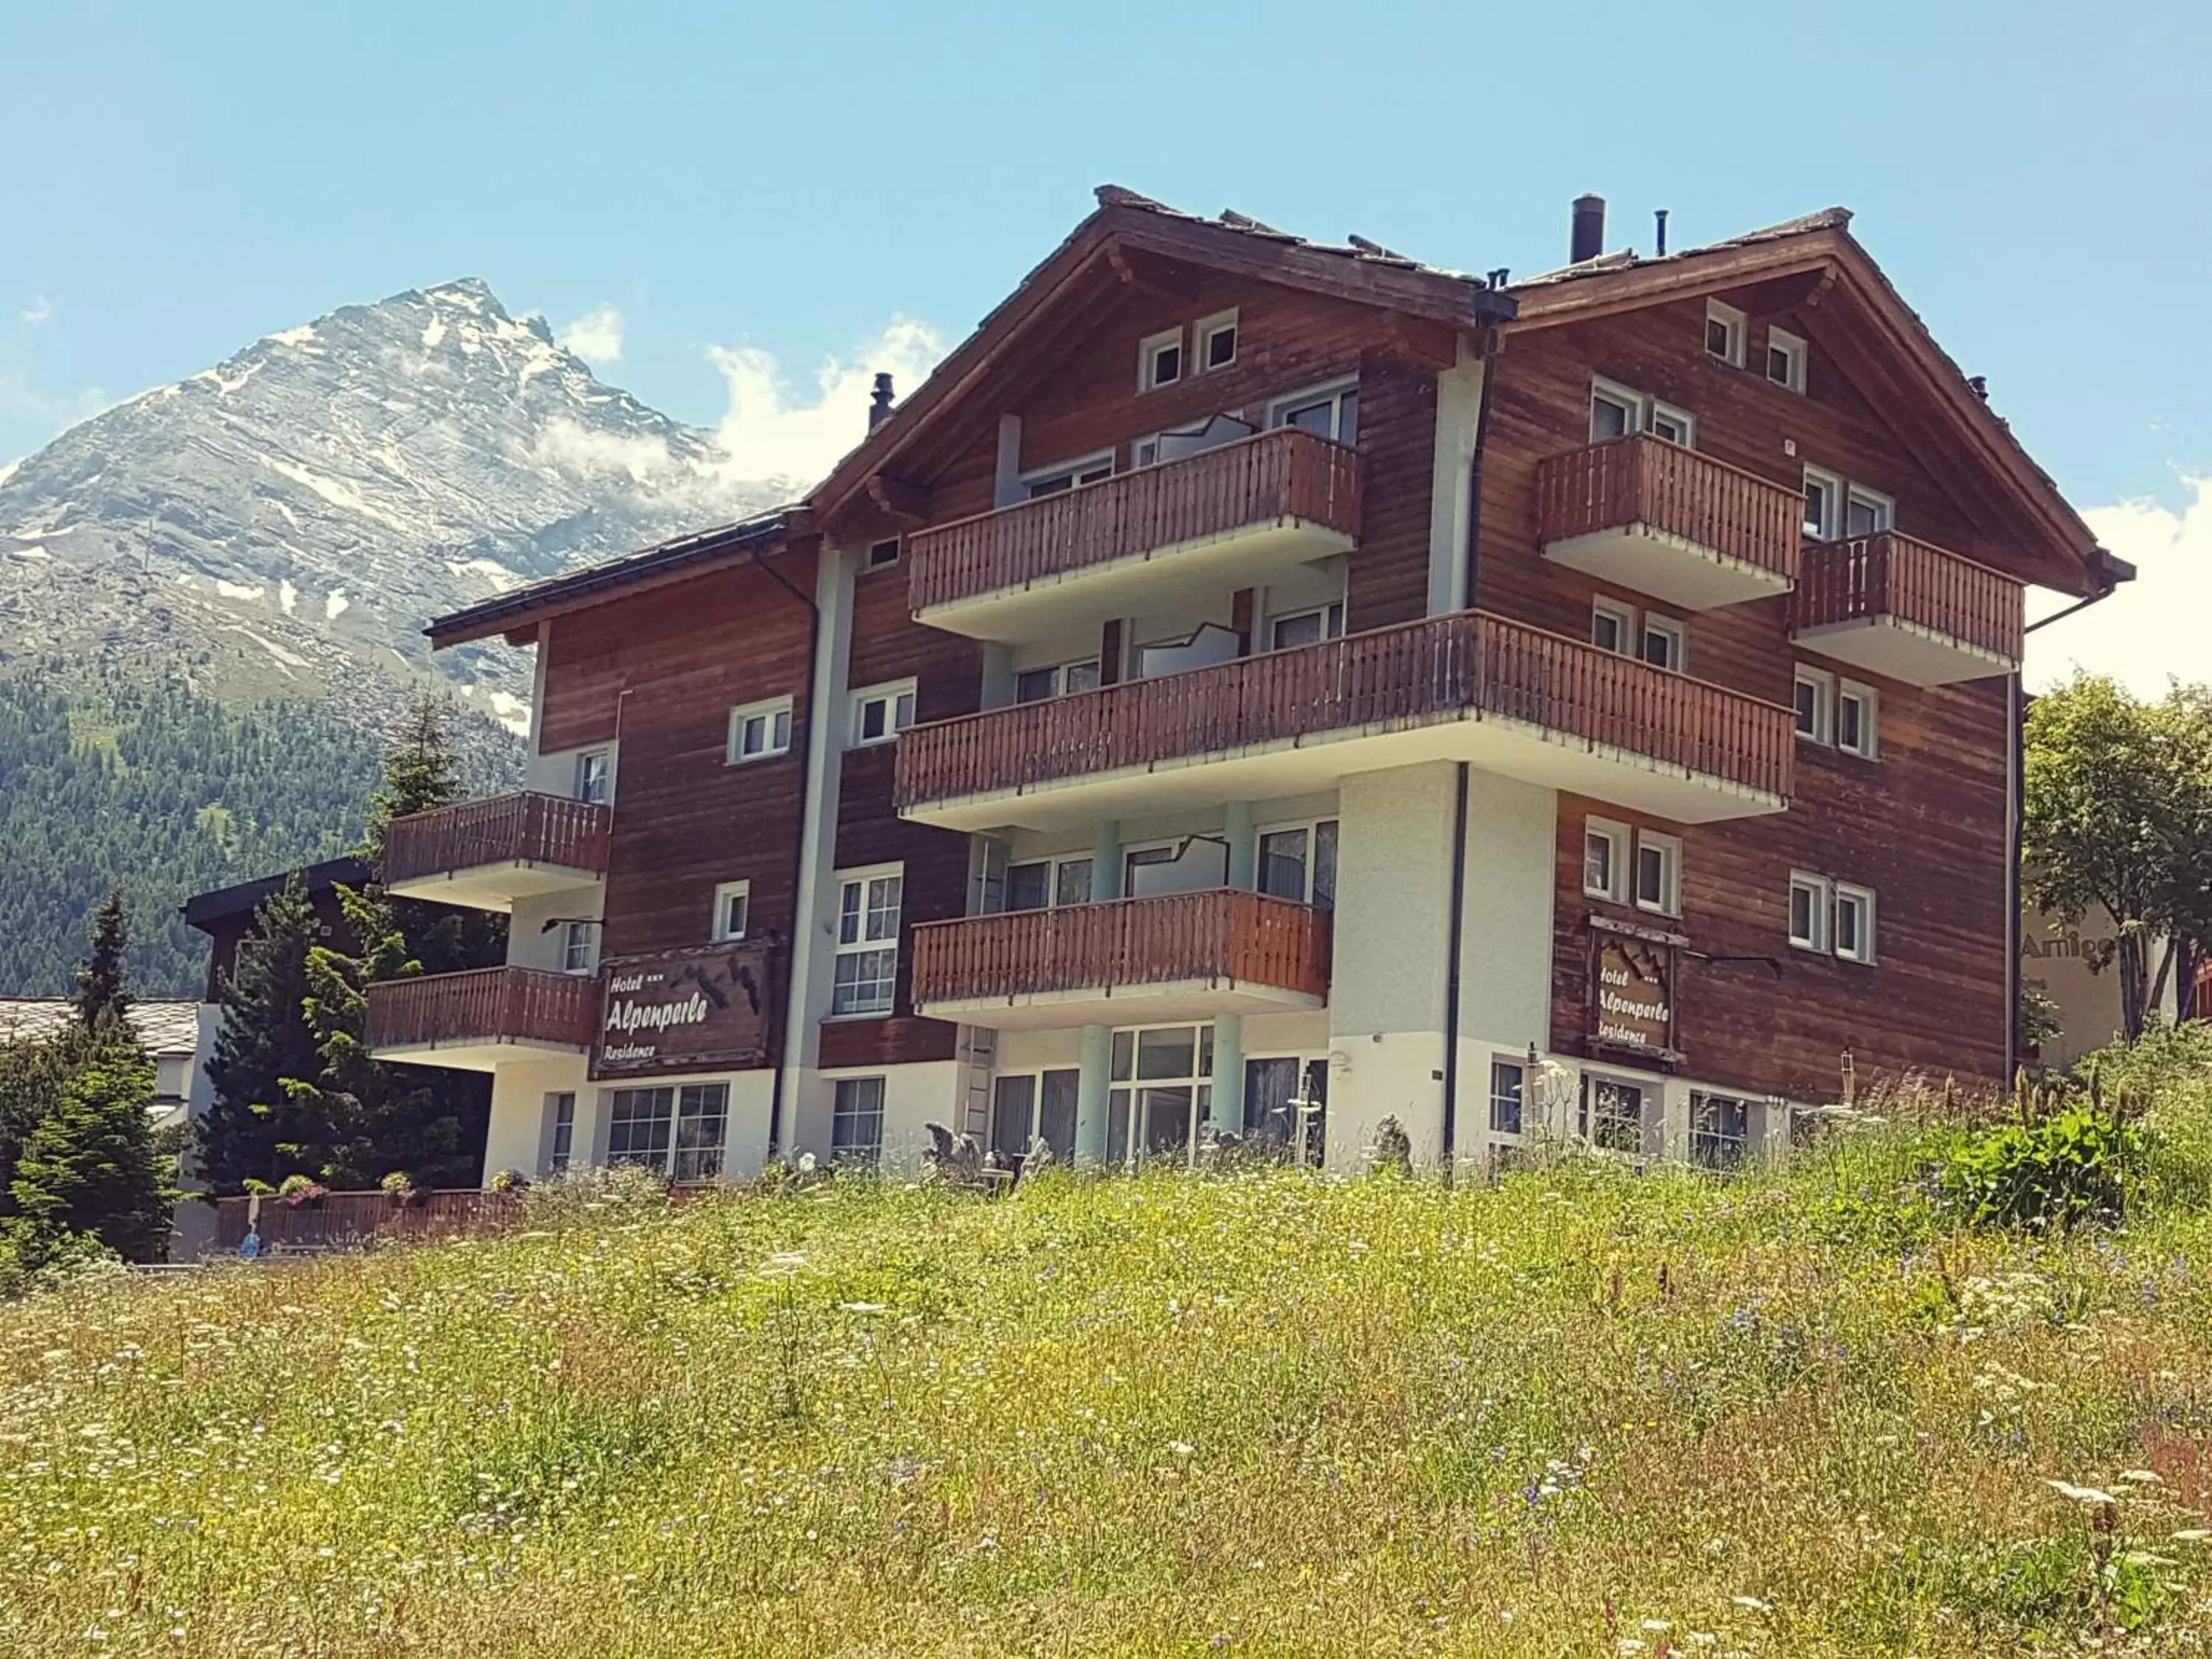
(2045, 1479, 2118, 1506)
(839, 1302, 889, 1315)
(2117, 1468, 2162, 1484)
(1730, 1595, 1772, 1614)
(1170, 1441, 1195, 1457)
(2171, 1529, 2211, 1543)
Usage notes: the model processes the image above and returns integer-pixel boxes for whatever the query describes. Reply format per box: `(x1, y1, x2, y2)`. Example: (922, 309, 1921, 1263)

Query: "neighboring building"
(2018, 908, 2184, 1071)
(181, 856, 370, 1001)
(360, 187, 2124, 1180)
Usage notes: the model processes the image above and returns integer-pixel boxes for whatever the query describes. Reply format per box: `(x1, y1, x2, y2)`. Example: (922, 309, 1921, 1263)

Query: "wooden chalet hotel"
(366, 187, 2126, 1180)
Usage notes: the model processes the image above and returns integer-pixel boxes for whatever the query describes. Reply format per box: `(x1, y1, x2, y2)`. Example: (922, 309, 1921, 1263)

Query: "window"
(607, 1086, 673, 1171)
(1590, 379, 1694, 447)
(545, 1092, 576, 1175)
(672, 1084, 729, 1182)
(990, 1069, 1079, 1161)
(1794, 667, 1833, 744)
(560, 920, 599, 975)
(1489, 1059, 1526, 1135)
(1107, 1024, 1214, 1169)
(1257, 820, 1338, 909)
(830, 1077, 885, 1164)
(1269, 380, 1359, 445)
(1834, 884, 1877, 964)
(1014, 658, 1102, 703)
(1789, 872, 1832, 953)
(1140, 328, 1183, 392)
(1124, 836, 1229, 898)
(1691, 1092, 1750, 1169)
(728, 696, 794, 764)
(574, 749, 611, 806)
(866, 538, 901, 571)
(1584, 818, 1629, 903)
(1639, 614, 1686, 673)
(1196, 310, 1238, 372)
(1764, 327, 1806, 393)
(1005, 855, 1093, 912)
(1837, 681, 1878, 759)
(1803, 467, 1842, 541)
(1844, 484, 1894, 539)
(831, 869, 902, 1017)
(1022, 453, 1114, 498)
(850, 680, 917, 747)
(609, 1083, 727, 1178)
(1268, 604, 1345, 650)
(1634, 832, 1681, 917)
(712, 880, 751, 942)
(1581, 1075, 1644, 1155)
(1705, 300, 1746, 367)
(1592, 597, 1636, 656)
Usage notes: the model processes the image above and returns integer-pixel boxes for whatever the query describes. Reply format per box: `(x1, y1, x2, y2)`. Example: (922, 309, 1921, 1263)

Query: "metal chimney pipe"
(1570, 195, 1607, 263)
(1654, 208, 1669, 257)
(868, 372, 895, 431)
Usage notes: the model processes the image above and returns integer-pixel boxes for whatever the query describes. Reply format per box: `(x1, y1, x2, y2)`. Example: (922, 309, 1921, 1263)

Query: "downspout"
(2008, 549, 2132, 1077)
(750, 542, 821, 1160)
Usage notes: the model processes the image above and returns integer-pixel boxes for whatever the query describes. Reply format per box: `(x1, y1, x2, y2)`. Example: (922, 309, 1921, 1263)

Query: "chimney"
(868, 372, 896, 431)
(1570, 194, 1606, 264)
(1654, 208, 1669, 257)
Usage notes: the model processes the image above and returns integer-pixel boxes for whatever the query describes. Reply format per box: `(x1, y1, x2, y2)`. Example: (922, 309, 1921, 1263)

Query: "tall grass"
(4, 1090, 2211, 1655)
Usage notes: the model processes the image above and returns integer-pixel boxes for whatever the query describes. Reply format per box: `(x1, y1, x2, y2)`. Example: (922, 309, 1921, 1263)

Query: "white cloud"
(703, 316, 947, 490)
(529, 417, 678, 484)
(18, 296, 51, 327)
(556, 305, 625, 366)
(2025, 472, 2212, 697)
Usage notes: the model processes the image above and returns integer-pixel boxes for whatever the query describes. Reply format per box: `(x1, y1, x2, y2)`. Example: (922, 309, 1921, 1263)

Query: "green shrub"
(1941, 1102, 2149, 1231)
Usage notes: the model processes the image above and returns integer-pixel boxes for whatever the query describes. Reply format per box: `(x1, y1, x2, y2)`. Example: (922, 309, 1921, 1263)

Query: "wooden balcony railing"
(1537, 434, 1802, 583)
(897, 610, 1794, 809)
(383, 793, 611, 886)
(364, 967, 597, 1053)
(907, 427, 1362, 613)
(1794, 533, 2025, 662)
(913, 888, 1332, 1006)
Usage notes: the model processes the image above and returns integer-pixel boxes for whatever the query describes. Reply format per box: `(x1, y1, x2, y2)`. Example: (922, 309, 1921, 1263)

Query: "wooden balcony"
(912, 888, 1332, 1030)
(1792, 533, 2024, 684)
(896, 610, 1792, 832)
(364, 967, 597, 1071)
(1538, 435, 1801, 609)
(907, 428, 1362, 641)
(383, 792, 611, 911)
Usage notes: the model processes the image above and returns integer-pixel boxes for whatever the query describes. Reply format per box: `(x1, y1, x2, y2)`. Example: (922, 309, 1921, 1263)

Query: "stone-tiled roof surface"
(0, 999, 204, 1056)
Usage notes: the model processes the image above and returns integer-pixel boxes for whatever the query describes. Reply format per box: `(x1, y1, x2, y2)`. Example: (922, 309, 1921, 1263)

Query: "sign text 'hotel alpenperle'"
(590, 944, 773, 1079)
(1587, 919, 1682, 1065)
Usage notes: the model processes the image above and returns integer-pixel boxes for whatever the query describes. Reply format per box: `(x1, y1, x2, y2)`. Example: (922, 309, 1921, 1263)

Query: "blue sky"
(3, 0, 2205, 685)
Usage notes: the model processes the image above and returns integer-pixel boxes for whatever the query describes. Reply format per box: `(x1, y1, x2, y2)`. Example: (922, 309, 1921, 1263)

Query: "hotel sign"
(589, 943, 775, 1079)
(1587, 922, 1680, 1064)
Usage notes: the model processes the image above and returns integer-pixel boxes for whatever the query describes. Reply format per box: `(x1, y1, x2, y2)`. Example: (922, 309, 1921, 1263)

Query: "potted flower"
(381, 1171, 425, 1208)
(487, 1168, 529, 1194)
(278, 1173, 327, 1208)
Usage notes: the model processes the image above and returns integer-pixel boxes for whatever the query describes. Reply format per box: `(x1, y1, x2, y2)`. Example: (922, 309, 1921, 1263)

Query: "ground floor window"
(1108, 1024, 1212, 1169)
(1580, 1074, 1645, 1155)
(990, 1068, 1079, 1162)
(1243, 1054, 1328, 1165)
(545, 1092, 576, 1174)
(606, 1084, 728, 1182)
(1488, 1060, 1526, 1136)
(832, 1076, 886, 1164)
(1691, 1091, 1750, 1170)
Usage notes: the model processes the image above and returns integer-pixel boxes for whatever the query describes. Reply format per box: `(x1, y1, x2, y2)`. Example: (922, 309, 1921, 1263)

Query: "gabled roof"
(811, 185, 1517, 524)
(181, 856, 369, 932)
(1507, 209, 2112, 596)
(425, 509, 802, 647)
(0, 998, 204, 1057)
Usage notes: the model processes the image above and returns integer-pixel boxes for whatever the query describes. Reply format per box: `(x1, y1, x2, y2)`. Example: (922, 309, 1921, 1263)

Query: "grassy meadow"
(5, 1068, 2212, 1655)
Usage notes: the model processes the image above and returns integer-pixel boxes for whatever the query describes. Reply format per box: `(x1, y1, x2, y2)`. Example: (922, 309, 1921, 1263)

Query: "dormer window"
(1705, 300, 1746, 367)
(1764, 327, 1807, 393)
(1141, 328, 1184, 392)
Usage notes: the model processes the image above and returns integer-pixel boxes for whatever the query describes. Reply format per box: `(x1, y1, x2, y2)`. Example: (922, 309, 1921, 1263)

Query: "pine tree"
(0, 1037, 72, 1222)
(6, 1027, 174, 1265)
(361, 697, 506, 976)
(73, 891, 133, 1034)
(200, 874, 332, 1194)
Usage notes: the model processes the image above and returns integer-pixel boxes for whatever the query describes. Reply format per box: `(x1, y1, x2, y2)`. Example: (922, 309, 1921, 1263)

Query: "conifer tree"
(6, 1027, 173, 1265)
(73, 890, 133, 1034)
(0, 1037, 72, 1222)
(200, 874, 331, 1193)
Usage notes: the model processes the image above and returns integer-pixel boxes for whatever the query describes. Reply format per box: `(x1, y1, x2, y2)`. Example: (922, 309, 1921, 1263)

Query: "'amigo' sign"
(1588, 928, 1677, 1061)
(590, 944, 774, 1079)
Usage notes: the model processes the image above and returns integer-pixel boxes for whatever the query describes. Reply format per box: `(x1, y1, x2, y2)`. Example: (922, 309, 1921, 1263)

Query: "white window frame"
(1765, 327, 1807, 393)
(544, 1091, 577, 1175)
(1690, 1091, 1752, 1170)
(1789, 872, 1832, 954)
(1267, 602, 1346, 652)
(560, 919, 600, 975)
(865, 537, 902, 571)
(1834, 883, 1877, 964)
(830, 1075, 886, 1164)
(1794, 666, 1834, 745)
(1705, 300, 1747, 368)
(1590, 378, 1694, 448)
(728, 695, 794, 765)
(1488, 1057, 1527, 1138)
(1837, 680, 1879, 759)
(1194, 310, 1239, 374)
(1843, 483, 1896, 539)
(1013, 657, 1102, 703)
(1107, 1022, 1215, 1172)
(712, 880, 751, 943)
(1020, 451, 1115, 498)
(849, 678, 917, 748)
(1584, 817, 1630, 904)
(1803, 465, 1844, 541)
(1649, 400, 1695, 446)
(1633, 830, 1682, 919)
(1138, 327, 1184, 392)
(1254, 816, 1339, 909)
(830, 864, 903, 1019)
(1267, 378, 1360, 444)
(1002, 852, 1094, 913)
(574, 748, 612, 806)
(1590, 379, 1642, 442)
(1581, 1073, 1648, 1156)
(1639, 613, 1687, 673)
(1592, 597, 1637, 657)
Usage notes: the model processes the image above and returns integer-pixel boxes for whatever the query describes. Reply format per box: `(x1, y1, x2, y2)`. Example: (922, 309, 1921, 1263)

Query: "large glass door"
(1107, 1024, 1213, 1170)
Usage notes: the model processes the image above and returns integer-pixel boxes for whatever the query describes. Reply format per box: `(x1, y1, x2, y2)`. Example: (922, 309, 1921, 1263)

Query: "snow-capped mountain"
(0, 278, 793, 730)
